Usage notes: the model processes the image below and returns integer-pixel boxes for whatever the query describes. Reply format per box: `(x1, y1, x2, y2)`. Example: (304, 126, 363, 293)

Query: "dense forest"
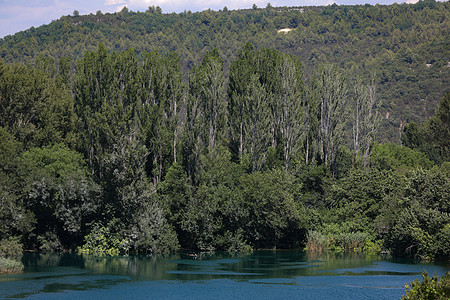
(0, 1, 449, 142)
(0, 1, 448, 262)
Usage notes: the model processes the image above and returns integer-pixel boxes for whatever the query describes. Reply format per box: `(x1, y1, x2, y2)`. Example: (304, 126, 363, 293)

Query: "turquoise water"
(0, 251, 448, 299)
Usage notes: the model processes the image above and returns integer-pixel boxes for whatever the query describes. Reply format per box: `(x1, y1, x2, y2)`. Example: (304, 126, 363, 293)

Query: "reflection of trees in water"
(19, 251, 411, 282)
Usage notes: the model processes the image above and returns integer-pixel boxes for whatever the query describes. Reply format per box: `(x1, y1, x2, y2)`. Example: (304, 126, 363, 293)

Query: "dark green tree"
(309, 63, 348, 172)
(0, 61, 77, 149)
(184, 49, 227, 181)
(278, 54, 304, 170)
(228, 42, 256, 162)
(0, 128, 35, 241)
(403, 93, 449, 164)
(18, 144, 99, 251)
(352, 77, 380, 167)
(73, 45, 137, 177)
(239, 169, 307, 249)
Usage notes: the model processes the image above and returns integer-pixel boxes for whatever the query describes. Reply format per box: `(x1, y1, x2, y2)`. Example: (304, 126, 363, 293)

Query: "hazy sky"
(0, 0, 420, 39)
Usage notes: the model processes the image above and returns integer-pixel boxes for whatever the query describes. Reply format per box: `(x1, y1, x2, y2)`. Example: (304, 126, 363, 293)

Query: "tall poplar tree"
(310, 63, 348, 172)
(254, 49, 283, 149)
(279, 54, 304, 171)
(229, 44, 304, 171)
(73, 45, 136, 178)
(244, 74, 271, 172)
(137, 50, 183, 184)
(228, 42, 256, 162)
(185, 49, 227, 181)
(352, 77, 380, 167)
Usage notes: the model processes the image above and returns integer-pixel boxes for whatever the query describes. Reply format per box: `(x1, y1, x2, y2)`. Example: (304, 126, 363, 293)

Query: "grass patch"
(306, 230, 370, 252)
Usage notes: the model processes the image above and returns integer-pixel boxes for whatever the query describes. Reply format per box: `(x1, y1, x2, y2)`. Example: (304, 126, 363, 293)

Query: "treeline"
(0, 44, 448, 260)
(0, 1, 449, 143)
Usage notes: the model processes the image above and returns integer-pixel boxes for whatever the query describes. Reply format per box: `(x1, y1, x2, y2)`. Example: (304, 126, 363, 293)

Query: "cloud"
(105, 0, 127, 5)
(405, 0, 419, 3)
(0, 0, 103, 38)
(0, 1, 71, 38)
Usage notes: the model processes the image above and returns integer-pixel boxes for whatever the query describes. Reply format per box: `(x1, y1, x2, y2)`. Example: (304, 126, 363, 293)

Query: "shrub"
(0, 237, 23, 257)
(78, 224, 129, 256)
(0, 257, 24, 273)
(365, 236, 382, 255)
(402, 270, 450, 299)
(216, 230, 253, 253)
(37, 231, 63, 253)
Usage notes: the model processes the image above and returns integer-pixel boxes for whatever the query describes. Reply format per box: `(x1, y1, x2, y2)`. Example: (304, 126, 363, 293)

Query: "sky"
(0, 0, 421, 39)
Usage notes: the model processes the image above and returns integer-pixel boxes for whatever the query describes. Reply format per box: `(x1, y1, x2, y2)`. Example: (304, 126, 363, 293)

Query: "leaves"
(402, 271, 450, 300)
(0, 32, 448, 259)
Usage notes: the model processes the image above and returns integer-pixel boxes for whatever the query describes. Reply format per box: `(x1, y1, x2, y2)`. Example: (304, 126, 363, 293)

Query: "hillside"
(1, 2, 449, 259)
(0, 1, 449, 141)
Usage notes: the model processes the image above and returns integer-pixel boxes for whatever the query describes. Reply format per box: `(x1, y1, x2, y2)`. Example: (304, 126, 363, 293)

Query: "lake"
(0, 251, 448, 299)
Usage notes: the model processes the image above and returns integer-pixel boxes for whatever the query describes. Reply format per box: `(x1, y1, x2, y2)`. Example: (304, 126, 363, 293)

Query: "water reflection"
(0, 251, 448, 299)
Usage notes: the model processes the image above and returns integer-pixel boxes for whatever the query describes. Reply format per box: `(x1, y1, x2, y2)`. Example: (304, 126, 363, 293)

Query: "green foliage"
(239, 169, 307, 249)
(0, 257, 24, 273)
(0, 15, 449, 260)
(0, 128, 35, 240)
(215, 229, 253, 253)
(37, 231, 64, 253)
(158, 162, 191, 225)
(372, 143, 434, 171)
(306, 230, 368, 252)
(0, 127, 21, 175)
(297, 164, 331, 207)
(18, 144, 99, 250)
(364, 236, 383, 255)
(177, 148, 249, 251)
(228, 44, 304, 171)
(326, 168, 401, 227)
(402, 271, 450, 300)
(0, 62, 78, 149)
(101, 137, 180, 254)
(351, 77, 380, 168)
(20, 144, 89, 181)
(0, 237, 23, 257)
(308, 63, 348, 174)
(403, 93, 450, 164)
(184, 49, 227, 181)
(305, 231, 327, 252)
(1, 2, 448, 142)
(381, 168, 449, 259)
(78, 223, 128, 256)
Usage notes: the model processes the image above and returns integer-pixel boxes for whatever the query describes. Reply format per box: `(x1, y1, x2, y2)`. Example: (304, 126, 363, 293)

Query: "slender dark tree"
(185, 49, 227, 180)
(352, 77, 380, 167)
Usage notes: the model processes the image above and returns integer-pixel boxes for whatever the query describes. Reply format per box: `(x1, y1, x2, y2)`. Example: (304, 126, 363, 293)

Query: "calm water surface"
(0, 251, 448, 299)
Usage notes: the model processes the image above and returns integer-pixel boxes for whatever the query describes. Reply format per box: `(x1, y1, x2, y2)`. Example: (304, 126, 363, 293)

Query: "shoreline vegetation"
(0, 1, 448, 266)
(0, 238, 24, 274)
(0, 45, 448, 261)
(402, 271, 450, 299)
(305, 231, 381, 254)
(0, 257, 24, 274)
(0, 43, 448, 262)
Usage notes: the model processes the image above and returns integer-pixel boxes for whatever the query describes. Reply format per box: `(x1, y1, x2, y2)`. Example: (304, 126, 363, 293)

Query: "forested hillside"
(0, 37, 448, 261)
(0, 1, 449, 142)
